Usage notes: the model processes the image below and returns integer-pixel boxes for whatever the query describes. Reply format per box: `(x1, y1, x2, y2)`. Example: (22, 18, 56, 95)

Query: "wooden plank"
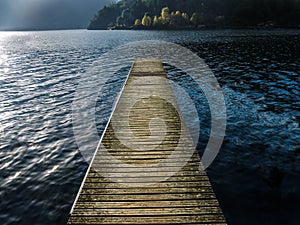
(87, 171, 206, 177)
(77, 193, 218, 202)
(71, 207, 223, 216)
(68, 215, 226, 224)
(82, 181, 212, 189)
(73, 199, 221, 209)
(80, 186, 214, 194)
(68, 59, 226, 224)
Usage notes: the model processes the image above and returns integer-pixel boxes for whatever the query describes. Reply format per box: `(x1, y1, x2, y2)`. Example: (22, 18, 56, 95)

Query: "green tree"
(142, 13, 152, 26)
(191, 13, 200, 26)
(157, 16, 164, 25)
(88, 4, 122, 30)
(170, 10, 186, 27)
(161, 7, 170, 24)
(134, 19, 141, 25)
(181, 12, 189, 25)
(153, 16, 159, 26)
(131, 0, 148, 20)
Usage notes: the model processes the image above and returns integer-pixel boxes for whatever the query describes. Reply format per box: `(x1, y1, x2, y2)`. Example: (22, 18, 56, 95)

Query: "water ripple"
(0, 30, 299, 225)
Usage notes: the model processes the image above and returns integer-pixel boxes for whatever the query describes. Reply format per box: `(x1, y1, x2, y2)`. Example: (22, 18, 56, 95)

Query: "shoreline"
(1, 26, 299, 32)
(89, 25, 300, 31)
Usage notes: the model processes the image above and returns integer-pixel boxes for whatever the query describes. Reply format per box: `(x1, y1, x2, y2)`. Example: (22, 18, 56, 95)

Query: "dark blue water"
(0, 30, 299, 225)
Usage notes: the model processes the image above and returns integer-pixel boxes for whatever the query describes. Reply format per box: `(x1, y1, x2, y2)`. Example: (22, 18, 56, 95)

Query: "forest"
(87, 0, 300, 30)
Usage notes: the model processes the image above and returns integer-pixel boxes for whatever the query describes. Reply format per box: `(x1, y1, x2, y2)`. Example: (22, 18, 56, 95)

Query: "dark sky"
(0, 0, 110, 30)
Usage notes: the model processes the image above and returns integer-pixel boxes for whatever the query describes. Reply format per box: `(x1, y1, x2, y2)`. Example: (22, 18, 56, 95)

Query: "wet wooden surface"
(68, 59, 226, 224)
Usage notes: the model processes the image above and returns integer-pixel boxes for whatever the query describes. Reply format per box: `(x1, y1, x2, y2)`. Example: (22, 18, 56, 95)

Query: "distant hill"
(0, 0, 110, 30)
(88, 0, 300, 30)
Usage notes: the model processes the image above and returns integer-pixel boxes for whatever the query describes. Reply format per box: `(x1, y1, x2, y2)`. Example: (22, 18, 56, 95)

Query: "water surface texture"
(0, 30, 299, 225)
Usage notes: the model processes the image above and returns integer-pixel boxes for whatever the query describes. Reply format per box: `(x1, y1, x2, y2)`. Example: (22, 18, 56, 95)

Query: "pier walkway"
(68, 59, 226, 224)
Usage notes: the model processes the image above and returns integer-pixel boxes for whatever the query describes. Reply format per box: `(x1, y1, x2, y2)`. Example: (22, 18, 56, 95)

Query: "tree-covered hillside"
(88, 0, 300, 30)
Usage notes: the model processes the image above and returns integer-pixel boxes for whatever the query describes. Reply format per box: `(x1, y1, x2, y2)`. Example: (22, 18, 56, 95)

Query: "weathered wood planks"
(68, 58, 226, 224)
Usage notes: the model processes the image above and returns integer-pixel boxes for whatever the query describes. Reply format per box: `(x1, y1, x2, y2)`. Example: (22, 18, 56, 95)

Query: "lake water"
(0, 29, 299, 225)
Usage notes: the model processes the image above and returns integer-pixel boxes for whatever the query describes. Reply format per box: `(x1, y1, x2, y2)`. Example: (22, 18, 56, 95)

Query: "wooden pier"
(68, 59, 226, 224)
